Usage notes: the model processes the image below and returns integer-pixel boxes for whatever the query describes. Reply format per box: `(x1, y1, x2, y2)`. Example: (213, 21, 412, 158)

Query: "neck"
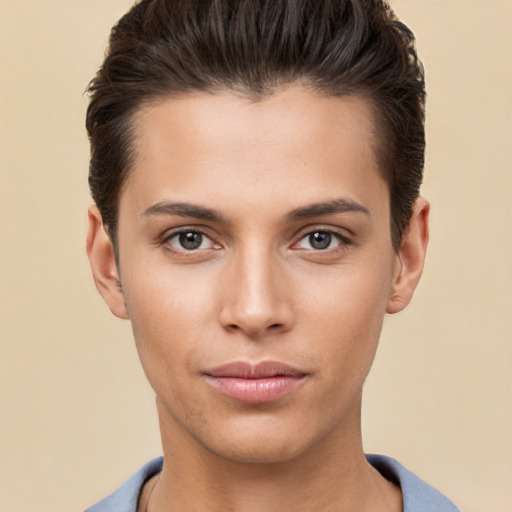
(145, 396, 401, 512)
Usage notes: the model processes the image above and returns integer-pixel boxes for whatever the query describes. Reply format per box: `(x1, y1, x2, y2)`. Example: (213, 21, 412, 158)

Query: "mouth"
(204, 361, 307, 404)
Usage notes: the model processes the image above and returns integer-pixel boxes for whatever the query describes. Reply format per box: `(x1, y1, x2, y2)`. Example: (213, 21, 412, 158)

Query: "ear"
(386, 198, 430, 314)
(86, 204, 129, 319)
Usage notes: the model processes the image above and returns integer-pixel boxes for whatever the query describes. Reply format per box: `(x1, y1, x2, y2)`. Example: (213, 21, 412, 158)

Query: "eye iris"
(309, 232, 331, 250)
(179, 232, 202, 250)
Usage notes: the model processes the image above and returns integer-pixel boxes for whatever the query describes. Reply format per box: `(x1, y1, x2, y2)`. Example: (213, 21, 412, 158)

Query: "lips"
(204, 361, 307, 403)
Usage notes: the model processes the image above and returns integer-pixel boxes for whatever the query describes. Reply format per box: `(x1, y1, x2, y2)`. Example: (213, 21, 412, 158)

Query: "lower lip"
(205, 376, 304, 403)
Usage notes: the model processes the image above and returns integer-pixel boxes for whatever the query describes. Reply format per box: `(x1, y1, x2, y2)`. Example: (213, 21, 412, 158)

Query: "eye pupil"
(309, 232, 331, 250)
(179, 232, 202, 250)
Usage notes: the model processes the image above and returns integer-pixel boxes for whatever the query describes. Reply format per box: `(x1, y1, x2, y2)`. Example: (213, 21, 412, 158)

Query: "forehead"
(122, 88, 387, 220)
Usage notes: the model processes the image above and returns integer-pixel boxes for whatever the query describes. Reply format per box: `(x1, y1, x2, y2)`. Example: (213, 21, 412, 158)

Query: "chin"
(194, 416, 321, 465)
(206, 438, 307, 465)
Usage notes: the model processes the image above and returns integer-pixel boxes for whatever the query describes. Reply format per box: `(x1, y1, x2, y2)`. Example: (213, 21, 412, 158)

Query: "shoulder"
(366, 454, 460, 512)
(84, 457, 164, 512)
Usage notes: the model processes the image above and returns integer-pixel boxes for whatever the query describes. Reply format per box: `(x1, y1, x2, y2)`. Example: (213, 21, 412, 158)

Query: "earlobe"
(386, 198, 430, 314)
(86, 204, 129, 320)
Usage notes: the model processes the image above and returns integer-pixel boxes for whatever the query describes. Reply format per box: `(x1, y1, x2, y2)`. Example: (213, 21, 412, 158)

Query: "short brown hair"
(86, 0, 425, 251)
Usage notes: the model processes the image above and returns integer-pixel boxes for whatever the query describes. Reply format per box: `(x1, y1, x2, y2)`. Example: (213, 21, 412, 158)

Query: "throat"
(140, 455, 402, 512)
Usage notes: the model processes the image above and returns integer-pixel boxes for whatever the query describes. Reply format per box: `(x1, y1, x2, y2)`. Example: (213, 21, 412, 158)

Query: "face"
(88, 87, 428, 464)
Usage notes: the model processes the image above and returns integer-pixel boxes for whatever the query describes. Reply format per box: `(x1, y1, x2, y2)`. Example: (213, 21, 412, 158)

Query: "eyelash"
(293, 228, 353, 253)
(161, 227, 219, 256)
(159, 226, 353, 256)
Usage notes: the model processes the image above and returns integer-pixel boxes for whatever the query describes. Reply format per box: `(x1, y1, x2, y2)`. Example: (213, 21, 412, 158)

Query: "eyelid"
(294, 225, 352, 242)
(290, 226, 354, 252)
(160, 226, 221, 254)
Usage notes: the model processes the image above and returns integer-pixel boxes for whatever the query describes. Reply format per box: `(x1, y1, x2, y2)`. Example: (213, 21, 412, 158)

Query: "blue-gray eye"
(179, 232, 203, 250)
(297, 231, 343, 250)
(167, 231, 212, 251)
(309, 232, 331, 249)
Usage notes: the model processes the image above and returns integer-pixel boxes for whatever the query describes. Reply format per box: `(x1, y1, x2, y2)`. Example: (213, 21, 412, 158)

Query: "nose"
(219, 246, 294, 338)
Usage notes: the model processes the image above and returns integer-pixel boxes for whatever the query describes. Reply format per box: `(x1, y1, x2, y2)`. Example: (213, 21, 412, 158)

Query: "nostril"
(224, 322, 283, 335)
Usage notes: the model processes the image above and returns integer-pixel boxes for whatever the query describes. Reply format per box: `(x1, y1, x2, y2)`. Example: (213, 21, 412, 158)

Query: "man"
(85, 0, 459, 510)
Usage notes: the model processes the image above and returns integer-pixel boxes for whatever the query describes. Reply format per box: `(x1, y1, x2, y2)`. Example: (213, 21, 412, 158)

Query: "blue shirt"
(85, 454, 459, 511)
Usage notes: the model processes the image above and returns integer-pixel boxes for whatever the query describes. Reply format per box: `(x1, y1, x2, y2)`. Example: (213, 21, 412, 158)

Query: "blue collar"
(85, 454, 459, 512)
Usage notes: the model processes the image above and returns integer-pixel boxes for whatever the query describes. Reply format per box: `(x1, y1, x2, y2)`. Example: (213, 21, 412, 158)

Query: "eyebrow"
(142, 201, 226, 222)
(286, 198, 370, 222)
(141, 197, 370, 224)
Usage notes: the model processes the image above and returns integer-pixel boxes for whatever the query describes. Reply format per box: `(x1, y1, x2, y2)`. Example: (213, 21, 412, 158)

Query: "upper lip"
(205, 361, 307, 379)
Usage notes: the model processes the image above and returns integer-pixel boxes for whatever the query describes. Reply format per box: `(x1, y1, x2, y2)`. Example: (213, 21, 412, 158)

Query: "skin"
(87, 87, 429, 512)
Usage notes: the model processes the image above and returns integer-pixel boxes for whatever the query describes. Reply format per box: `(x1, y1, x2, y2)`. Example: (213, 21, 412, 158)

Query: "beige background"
(0, 0, 510, 511)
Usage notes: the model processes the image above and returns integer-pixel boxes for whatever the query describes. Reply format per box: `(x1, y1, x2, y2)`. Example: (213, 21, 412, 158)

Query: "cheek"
(121, 265, 218, 384)
(125, 261, 217, 329)
(303, 295, 386, 430)
(301, 258, 393, 377)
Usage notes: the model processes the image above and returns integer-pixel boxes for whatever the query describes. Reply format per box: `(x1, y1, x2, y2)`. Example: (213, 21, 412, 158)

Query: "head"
(85, 0, 429, 465)
(86, 0, 425, 256)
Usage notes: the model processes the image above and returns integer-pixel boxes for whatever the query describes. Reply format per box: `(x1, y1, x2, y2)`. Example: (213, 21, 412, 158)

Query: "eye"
(166, 230, 215, 251)
(296, 230, 348, 251)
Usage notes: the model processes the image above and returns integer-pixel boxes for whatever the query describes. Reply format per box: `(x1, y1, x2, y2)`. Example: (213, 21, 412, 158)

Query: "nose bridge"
(220, 241, 291, 337)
